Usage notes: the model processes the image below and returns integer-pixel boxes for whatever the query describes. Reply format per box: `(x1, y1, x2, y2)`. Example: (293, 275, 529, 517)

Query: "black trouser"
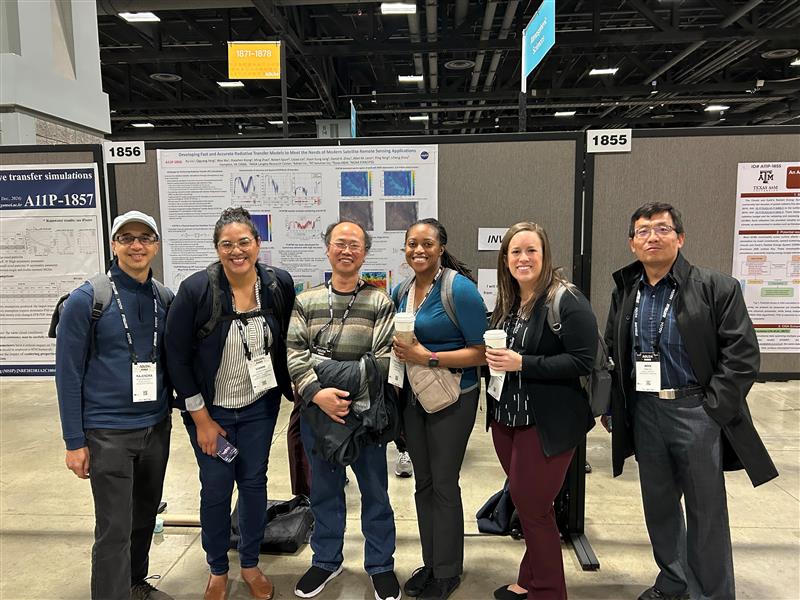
(86, 415, 171, 600)
(402, 387, 479, 578)
(634, 392, 733, 599)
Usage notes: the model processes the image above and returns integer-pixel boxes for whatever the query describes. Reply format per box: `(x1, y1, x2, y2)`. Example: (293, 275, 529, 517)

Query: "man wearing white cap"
(55, 210, 174, 600)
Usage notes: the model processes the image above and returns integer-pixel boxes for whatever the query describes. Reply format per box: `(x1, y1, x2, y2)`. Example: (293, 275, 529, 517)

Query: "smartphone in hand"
(216, 434, 239, 463)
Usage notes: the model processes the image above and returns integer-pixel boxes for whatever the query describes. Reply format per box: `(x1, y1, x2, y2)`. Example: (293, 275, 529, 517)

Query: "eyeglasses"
(330, 241, 364, 252)
(217, 238, 255, 253)
(114, 234, 159, 246)
(633, 225, 676, 239)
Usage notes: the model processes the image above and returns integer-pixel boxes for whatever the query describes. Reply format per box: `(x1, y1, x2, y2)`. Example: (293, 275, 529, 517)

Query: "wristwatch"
(428, 351, 440, 368)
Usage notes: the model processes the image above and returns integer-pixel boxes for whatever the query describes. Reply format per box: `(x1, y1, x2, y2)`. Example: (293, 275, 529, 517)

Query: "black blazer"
(165, 262, 295, 410)
(488, 287, 597, 456)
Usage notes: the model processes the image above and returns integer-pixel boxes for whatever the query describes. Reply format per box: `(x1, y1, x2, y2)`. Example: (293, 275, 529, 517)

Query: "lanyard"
(405, 267, 443, 315)
(232, 277, 269, 361)
(108, 275, 158, 364)
(633, 281, 677, 353)
(313, 280, 364, 351)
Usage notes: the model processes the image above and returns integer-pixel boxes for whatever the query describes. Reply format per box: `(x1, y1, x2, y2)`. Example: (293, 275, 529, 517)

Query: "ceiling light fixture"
(589, 67, 618, 76)
(131, 122, 154, 128)
(217, 81, 245, 88)
(119, 12, 160, 23)
(381, 2, 417, 14)
(398, 74, 424, 83)
(704, 104, 730, 112)
(760, 48, 798, 60)
(791, 58, 800, 66)
(554, 111, 576, 117)
(444, 59, 476, 71)
(268, 120, 284, 126)
(409, 115, 429, 121)
(150, 72, 182, 82)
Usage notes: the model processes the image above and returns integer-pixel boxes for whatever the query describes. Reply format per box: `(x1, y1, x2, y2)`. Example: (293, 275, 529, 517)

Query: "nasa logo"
(420, 151, 429, 160)
(787, 166, 800, 189)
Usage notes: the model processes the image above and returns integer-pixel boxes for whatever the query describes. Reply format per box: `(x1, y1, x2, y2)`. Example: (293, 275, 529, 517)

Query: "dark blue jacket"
(165, 262, 295, 410)
(55, 262, 172, 450)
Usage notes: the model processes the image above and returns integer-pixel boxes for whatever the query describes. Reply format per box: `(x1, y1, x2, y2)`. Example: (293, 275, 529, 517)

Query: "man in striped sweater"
(287, 220, 400, 600)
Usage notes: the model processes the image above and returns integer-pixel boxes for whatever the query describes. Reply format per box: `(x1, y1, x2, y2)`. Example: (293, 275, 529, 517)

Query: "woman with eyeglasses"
(165, 207, 295, 600)
(391, 218, 487, 600)
(485, 222, 597, 600)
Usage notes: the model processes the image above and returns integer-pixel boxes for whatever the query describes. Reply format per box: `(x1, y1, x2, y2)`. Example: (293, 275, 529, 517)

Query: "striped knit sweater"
(287, 282, 395, 405)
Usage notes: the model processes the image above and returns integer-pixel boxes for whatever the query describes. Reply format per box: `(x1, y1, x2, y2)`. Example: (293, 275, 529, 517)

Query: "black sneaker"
(372, 570, 401, 600)
(419, 576, 460, 600)
(130, 580, 174, 600)
(493, 585, 527, 600)
(637, 587, 689, 600)
(403, 566, 433, 597)
(294, 565, 343, 598)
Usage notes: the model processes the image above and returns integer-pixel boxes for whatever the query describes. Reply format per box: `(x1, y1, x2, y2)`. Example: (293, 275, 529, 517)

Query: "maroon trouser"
(490, 422, 575, 600)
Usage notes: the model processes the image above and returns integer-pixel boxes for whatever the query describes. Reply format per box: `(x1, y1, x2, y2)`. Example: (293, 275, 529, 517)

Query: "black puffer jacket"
(302, 352, 399, 465)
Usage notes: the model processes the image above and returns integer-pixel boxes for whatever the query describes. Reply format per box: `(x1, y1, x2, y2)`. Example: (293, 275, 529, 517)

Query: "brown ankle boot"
(241, 567, 274, 600)
(204, 573, 228, 600)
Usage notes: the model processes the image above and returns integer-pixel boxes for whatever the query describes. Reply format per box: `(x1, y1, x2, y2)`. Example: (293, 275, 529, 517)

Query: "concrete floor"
(0, 379, 797, 600)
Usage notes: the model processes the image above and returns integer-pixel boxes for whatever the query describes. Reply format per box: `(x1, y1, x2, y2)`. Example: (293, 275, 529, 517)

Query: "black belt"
(645, 385, 704, 400)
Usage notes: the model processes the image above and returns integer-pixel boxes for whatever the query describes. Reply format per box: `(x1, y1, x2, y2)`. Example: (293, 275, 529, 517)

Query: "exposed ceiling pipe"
(472, 0, 518, 132)
(426, 0, 439, 132)
(461, 1, 497, 132)
(96, 0, 376, 13)
(454, 0, 468, 27)
(406, 11, 426, 95)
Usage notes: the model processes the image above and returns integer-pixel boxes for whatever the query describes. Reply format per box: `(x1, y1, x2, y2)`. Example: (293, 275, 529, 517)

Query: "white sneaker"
(394, 451, 413, 478)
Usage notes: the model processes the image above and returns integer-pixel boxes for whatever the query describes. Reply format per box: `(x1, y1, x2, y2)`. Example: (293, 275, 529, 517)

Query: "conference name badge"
(635, 352, 661, 392)
(132, 362, 158, 402)
(247, 354, 278, 397)
(388, 350, 404, 387)
(487, 373, 505, 400)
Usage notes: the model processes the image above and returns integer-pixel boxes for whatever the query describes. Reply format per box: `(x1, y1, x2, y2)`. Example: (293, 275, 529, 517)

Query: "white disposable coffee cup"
(484, 329, 507, 377)
(394, 313, 415, 344)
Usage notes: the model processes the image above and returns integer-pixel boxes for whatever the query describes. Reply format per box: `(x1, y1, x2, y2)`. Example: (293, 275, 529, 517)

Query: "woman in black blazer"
(485, 222, 597, 600)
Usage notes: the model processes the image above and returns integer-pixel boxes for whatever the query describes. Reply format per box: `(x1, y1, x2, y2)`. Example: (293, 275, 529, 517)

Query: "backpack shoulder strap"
(440, 268, 459, 330)
(262, 266, 282, 317)
(197, 262, 224, 339)
(395, 277, 414, 308)
(151, 279, 173, 310)
(87, 273, 113, 321)
(546, 284, 568, 335)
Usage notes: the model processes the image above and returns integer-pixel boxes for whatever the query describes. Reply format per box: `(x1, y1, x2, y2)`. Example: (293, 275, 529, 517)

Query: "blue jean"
(185, 397, 280, 575)
(300, 415, 396, 575)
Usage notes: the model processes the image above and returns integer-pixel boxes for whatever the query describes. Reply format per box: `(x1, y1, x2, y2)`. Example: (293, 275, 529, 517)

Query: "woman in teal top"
(392, 218, 487, 600)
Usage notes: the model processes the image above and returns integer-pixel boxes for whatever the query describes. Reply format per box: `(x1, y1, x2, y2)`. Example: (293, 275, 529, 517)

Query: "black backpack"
(196, 261, 285, 340)
(545, 284, 614, 417)
(48, 273, 172, 354)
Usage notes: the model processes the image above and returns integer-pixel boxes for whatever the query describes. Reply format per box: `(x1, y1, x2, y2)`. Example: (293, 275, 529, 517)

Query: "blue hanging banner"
(521, 0, 556, 93)
(350, 100, 357, 138)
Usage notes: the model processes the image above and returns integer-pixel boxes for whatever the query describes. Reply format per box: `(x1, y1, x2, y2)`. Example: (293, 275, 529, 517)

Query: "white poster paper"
(0, 164, 105, 375)
(732, 162, 800, 353)
(478, 227, 508, 251)
(478, 268, 498, 311)
(156, 145, 438, 293)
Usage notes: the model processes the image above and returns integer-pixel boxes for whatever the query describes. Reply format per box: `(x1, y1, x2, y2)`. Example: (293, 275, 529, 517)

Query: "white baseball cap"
(111, 210, 160, 239)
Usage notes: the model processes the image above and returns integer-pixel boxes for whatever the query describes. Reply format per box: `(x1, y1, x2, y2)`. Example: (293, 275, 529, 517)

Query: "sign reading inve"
(228, 41, 281, 79)
(521, 0, 555, 91)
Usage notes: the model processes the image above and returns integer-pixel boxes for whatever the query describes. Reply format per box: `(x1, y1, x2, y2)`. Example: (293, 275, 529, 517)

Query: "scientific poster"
(156, 145, 438, 292)
(0, 164, 105, 375)
(732, 162, 800, 352)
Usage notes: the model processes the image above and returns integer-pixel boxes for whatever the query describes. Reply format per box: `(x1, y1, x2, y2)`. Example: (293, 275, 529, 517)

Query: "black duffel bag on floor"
(230, 495, 314, 554)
